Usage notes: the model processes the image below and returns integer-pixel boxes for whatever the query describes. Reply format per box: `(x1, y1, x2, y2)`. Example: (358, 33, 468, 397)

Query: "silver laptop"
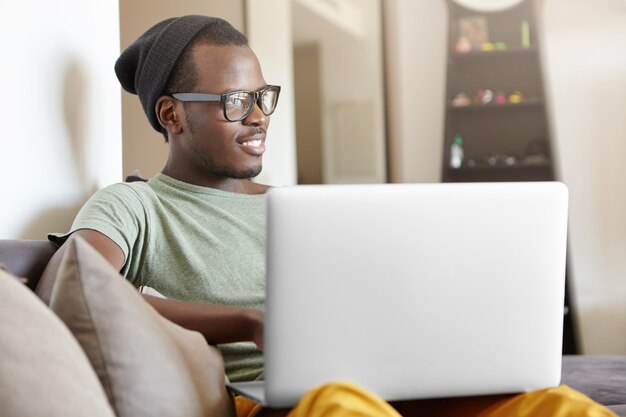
(228, 181, 568, 408)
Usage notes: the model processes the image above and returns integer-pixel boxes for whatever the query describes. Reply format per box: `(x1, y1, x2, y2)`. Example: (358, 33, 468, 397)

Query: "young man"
(39, 15, 269, 384)
(37, 15, 616, 417)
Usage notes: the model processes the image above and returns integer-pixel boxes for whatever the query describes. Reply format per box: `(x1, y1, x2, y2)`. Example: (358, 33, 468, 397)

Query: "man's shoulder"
(83, 180, 161, 211)
(92, 180, 153, 198)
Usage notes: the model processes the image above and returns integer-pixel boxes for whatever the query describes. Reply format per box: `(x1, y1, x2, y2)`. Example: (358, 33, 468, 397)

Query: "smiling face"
(162, 43, 271, 189)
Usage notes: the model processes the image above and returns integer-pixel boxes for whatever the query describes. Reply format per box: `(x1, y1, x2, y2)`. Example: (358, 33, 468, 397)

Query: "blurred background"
(1, 0, 624, 356)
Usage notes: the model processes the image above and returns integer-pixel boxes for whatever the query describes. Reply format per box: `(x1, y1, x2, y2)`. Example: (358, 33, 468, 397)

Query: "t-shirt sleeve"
(48, 183, 145, 266)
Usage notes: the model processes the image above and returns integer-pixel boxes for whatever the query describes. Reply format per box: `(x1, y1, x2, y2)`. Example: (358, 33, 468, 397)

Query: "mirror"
(292, 0, 387, 184)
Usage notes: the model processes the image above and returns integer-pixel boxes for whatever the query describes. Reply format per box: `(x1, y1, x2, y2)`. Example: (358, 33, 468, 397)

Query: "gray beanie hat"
(114, 15, 223, 132)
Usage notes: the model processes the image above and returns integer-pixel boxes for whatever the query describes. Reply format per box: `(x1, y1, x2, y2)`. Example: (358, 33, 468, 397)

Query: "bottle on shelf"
(450, 134, 464, 169)
(521, 20, 530, 48)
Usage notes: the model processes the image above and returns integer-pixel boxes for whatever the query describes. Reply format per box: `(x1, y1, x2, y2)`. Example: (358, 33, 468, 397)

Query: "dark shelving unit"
(442, 0, 578, 354)
(443, 0, 554, 183)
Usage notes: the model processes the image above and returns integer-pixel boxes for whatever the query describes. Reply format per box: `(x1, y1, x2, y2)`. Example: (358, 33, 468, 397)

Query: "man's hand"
(143, 296, 265, 348)
(246, 308, 264, 351)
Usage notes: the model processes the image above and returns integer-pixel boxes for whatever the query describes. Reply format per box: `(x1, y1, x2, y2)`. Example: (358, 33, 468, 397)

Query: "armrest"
(0, 240, 58, 290)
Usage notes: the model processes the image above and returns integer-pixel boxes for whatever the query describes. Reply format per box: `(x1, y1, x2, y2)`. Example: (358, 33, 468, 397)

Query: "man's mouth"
(241, 139, 263, 148)
(239, 138, 266, 156)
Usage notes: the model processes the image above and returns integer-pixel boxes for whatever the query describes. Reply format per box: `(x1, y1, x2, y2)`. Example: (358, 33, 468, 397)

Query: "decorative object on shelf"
(503, 154, 518, 166)
(451, 92, 472, 106)
(495, 91, 507, 104)
(480, 153, 518, 167)
(475, 89, 494, 104)
(508, 90, 524, 103)
(523, 138, 550, 164)
(450, 134, 464, 169)
(450, 90, 538, 107)
(480, 42, 495, 51)
(521, 20, 531, 48)
(463, 154, 519, 168)
(494, 41, 508, 51)
(484, 153, 498, 166)
(458, 15, 489, 48)
(523, 154, 549, 165)
(454, 36, 472, 53)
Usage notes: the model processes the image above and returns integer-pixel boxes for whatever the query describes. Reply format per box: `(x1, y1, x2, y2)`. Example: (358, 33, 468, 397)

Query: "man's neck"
(160, 167, 269, 195)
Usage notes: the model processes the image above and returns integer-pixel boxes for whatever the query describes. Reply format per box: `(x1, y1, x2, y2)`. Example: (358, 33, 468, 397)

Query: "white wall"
(0, 0, 121, 239)
(542, 0, 626, 354)
(385, 0, 626, 354)
(246, 0, 298, 186)
(384, 0, 448, 183)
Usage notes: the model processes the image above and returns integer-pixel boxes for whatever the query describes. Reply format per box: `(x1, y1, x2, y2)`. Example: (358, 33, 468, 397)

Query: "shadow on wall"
(20, 56, 98, 239)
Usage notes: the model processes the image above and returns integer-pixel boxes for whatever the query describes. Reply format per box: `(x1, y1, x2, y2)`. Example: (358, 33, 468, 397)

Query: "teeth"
(242, 139, 263, 147)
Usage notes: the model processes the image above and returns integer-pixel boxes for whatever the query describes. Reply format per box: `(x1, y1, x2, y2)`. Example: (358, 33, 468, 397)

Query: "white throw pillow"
(0, 267, 114, 417)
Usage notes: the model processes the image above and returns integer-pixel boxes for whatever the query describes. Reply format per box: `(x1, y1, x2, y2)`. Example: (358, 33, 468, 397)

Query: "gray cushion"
(49, 236, 237, 417)
(561, 355, 626, 409)
(608, 405, 626, 417)
(0, 239, 57, 289)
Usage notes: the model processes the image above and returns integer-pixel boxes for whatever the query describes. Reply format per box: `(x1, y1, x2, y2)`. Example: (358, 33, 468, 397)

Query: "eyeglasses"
(172, 85, 281, 122)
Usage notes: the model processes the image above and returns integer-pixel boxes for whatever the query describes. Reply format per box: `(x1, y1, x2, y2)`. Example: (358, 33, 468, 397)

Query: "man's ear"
(155, 96, 183, 136)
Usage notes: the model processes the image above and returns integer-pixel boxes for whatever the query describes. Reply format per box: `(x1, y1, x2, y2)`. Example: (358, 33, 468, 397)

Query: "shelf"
(443, 161, 553, 182)
(448, 98, 544, 111)
(444, 161, 553, 182)
(450, 46, 538, 60)
(448, 161, 551, 173)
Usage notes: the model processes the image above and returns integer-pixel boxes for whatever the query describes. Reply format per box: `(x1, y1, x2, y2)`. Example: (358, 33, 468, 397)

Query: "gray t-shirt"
(50, 173, 266, 382)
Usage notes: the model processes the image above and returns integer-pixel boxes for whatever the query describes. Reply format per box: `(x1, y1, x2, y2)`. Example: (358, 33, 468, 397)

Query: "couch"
(1, 239, 625, 416)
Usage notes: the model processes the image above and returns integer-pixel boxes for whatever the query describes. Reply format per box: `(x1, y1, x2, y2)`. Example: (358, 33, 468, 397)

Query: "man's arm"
(37, 229, 263, 349)
(37, 229, 125, 303)
(143, 294, 264, 349)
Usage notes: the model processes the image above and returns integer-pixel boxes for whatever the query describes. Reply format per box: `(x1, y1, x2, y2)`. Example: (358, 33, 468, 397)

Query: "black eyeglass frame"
(172, 85, 281, 122)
